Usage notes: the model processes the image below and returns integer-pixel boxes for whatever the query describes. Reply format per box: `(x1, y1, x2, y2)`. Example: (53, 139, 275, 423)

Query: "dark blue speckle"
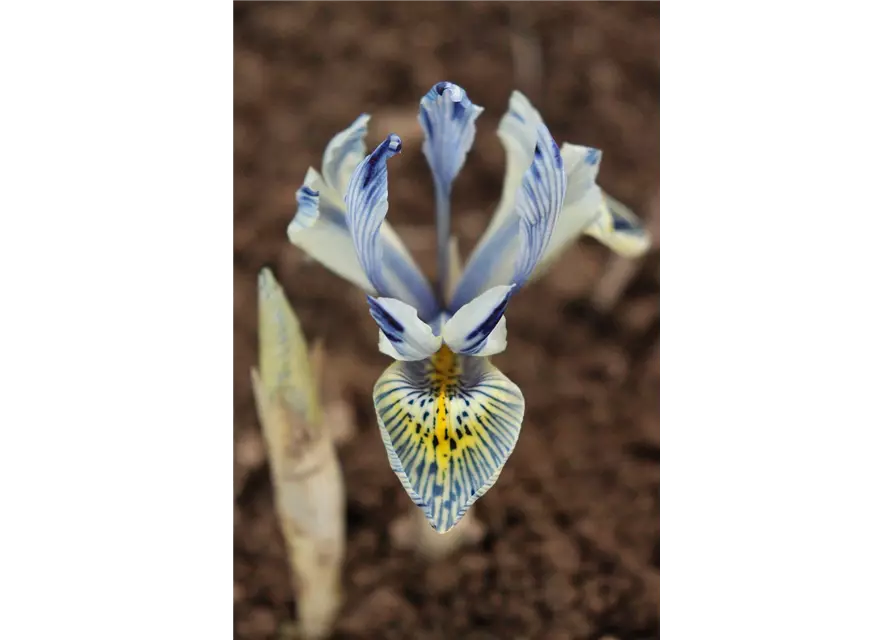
(611, 211, 636, 232)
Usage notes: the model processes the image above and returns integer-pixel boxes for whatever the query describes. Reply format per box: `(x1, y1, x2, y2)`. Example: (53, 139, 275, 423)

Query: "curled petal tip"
(419, 82, 483, 193)
(290, 184, 321, 231)
(434, 81, 462, 101)
(298, 184, 320, 200)
(321, 114, 374, 197)
(386, 133, 403, 154)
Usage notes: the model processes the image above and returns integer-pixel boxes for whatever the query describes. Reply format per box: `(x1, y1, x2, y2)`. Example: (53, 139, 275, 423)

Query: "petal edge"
(374, 351, 525, 533)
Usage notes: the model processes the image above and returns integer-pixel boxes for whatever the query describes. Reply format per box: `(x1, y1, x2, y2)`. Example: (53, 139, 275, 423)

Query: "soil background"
(234, 2, 660, 639)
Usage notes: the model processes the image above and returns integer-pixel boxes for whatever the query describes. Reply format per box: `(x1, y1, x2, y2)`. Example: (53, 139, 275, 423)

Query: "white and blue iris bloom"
(288, 82, 651, 533)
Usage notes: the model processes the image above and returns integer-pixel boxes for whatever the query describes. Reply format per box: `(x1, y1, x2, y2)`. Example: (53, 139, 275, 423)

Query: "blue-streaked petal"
(367, 296, 443, 361)
(512, 123, 567, 284)
(344, 134, 439, 318)
(529, 143, 605, 280)
(322, 113, 372, 197)
(562, 144, 603, 211)
(446, 92, 543, 310)
(583, 190, 652, 258)
(450, 121, 566, 311)
(484, 91, 545, 236)
(442, 284, 514, 356)
(288, 173, 375, 293)
(419, 82, 484, 195)
(373, 349, 525, 533)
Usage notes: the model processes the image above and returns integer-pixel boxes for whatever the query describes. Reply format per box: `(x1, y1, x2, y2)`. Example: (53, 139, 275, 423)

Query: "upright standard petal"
(343, 134, 439, 318)
(419, 82, 483, 197)
(450, 121, 567, 310)
(374, 347, 525, 533)
(321, 113, 372, 198)
(419, 82, 484, 301)
(512, 124, 567, 285)
(367, 296, 443, 361)
(529, 143, 605, 280)
(288, 175, 375, 293)
(482, 91, 545, 238)
(583, 190, 652, 258)
(289, 120, 439, 317)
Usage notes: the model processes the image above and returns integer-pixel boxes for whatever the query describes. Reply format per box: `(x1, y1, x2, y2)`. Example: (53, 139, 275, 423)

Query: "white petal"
(373, 352, 525, 533)
(287, 177, 375, 293)
(471, 315, 507, 357)
(419, 81, 484, 195)
(442, 284, 514, 356)
(322, 113, 372, 197)
(290, 133, 437, 316)
(511, 123, 568, 284)
(450, 119, 566, 310)
(367, 296, 443, 361)
(584, 190, 652, 258)
(485, 91, 544, 237)
(377, 330, 405, 360)
(529, 143, 605, 280)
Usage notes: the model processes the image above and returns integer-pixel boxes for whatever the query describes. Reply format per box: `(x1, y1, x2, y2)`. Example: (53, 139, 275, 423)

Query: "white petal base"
(373, 347, 525, 533)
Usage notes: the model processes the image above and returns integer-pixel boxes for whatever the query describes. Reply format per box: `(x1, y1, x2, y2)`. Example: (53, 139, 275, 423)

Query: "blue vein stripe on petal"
(512, 125, 567, 286)
(322, 114, 372, 196)
(292, 185, 321, 228)
(448, 217, 518, 312)
(343, 134, 438, 317)
(366, 296, 405, 344)
(419, 82, 483, 194)
(373, 350, 525, 533)
(345, 136, 401, 290)
(462, 296, 510, 355)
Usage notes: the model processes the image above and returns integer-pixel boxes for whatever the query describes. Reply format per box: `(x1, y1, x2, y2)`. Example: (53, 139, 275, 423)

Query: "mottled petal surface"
(367, 296, 443, 361)
(374, 348, 525, 533)
(419, 82, 483, 196)
(450, 120, 566, 310)
(343, 134, 439, 318)
(584, 190, 652, 258)
(441, 284, 514, 356)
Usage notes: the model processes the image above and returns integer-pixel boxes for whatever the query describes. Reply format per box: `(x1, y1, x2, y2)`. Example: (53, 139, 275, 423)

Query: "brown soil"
(234, 2, 660, 639)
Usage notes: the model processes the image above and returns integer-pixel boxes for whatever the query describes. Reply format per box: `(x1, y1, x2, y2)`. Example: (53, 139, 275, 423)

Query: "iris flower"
(288, 82, 650, 533)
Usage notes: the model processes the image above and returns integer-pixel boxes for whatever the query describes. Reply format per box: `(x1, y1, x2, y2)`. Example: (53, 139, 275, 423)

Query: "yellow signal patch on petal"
(374, 346, 525, 533)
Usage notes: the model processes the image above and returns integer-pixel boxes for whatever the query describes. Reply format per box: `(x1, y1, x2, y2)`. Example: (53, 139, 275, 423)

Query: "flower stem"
(435, 182, 451, 307)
